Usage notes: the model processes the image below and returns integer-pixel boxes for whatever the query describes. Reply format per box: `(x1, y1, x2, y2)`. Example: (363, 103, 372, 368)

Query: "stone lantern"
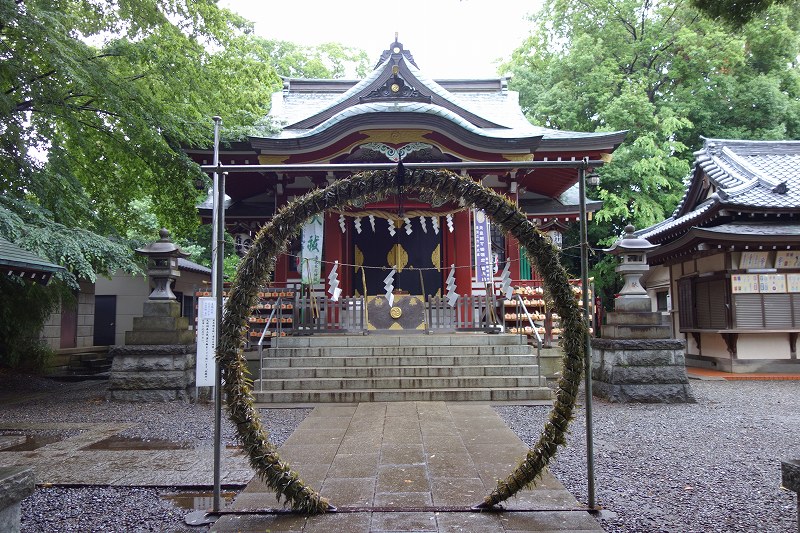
(109, 228, 195, 402)
(591, 224, 694, 403)
(603, 224, 658, 312)
(135, 228, 189, 301)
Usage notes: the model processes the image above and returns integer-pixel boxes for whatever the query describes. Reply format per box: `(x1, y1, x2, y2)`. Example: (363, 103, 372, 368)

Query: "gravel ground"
(4, 373, 799, 531)
(496, 379, 799, 533)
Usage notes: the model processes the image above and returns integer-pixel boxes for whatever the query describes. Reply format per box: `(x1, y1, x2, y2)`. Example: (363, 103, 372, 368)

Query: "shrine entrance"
(218, 167, 587, 513)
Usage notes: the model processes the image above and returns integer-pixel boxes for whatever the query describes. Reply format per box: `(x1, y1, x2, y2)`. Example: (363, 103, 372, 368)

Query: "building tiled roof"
(640, 138, 800, 242)
(178, 257, 211, 276)
(0, 234, 65, 283)
(698, 221, 800, 238)
(263, 39, 625, 150)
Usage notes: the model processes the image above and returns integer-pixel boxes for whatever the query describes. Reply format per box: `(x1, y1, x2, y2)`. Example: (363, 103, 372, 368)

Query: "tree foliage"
(505, 0, 800, 303)
(691, 0, 793, 27)
(0, 0, 284, 287)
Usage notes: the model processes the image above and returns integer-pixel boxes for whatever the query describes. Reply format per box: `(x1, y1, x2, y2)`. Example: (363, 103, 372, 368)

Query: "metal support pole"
(578, 160, 597, 509)
(211, 116, 223, 513)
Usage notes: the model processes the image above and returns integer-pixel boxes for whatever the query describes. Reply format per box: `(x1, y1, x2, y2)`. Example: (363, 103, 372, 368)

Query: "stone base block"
(125, 329, 195, 345)
(0, 467, 34, 533)
(591, 338, 694, 403)
(108, 345, 196, 402)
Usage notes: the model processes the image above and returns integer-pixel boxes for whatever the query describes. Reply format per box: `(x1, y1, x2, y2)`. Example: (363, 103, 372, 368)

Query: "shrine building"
(639, 138, 800, 373)
(187, 38, 625, 308)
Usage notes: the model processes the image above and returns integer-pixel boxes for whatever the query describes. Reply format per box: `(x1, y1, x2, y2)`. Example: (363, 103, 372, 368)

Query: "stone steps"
(258, 375, 547, 391)
(252, 386, 553, 403)
(263, 354, 536, 368)
(265, 345, 533, 358)
(253, 333, 552, 404)
(262, 364, 541, 379)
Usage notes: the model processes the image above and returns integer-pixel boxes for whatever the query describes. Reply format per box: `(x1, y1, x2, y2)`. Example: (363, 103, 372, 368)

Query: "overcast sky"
(219, 0, 544, 78)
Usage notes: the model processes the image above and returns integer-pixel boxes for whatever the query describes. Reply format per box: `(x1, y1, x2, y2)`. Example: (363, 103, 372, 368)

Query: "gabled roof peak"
(374, 34, 419, 70)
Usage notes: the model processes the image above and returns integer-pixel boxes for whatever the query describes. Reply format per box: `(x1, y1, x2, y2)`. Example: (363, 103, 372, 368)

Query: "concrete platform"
(212, 402, 602, 532)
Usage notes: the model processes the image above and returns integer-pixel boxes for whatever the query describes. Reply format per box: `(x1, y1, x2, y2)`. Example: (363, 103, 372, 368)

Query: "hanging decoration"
(432, 216, 440, 235)
(383, 267, 396, 307)
(354, 216, 362, 234)
(387, 218, 396, 236)
(404, 216, 413, 235)
(500, 260, 513, 300)
(234, 233, 252, 257)
(338, 214, 346, 233)
(327, 260, 341, 301)
(445, 264, 458, 307)
(446, 213, 454, 233)
(369, 214, 376, 232)
(419, 216, 427, 233)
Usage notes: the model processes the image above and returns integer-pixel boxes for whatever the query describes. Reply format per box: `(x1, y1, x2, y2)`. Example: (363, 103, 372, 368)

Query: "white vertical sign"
(300, 215, 324, 284)
(196, 297, 217, 387)
(474, 209, 493, 283)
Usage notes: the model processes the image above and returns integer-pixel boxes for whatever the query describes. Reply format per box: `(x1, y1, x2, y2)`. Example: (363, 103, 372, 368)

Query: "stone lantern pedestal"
(108, 229, 196, 402)
(591, 225, 694, 403)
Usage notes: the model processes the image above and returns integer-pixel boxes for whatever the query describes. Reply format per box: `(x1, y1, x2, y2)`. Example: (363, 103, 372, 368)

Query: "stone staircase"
(252, 333, 552, 404)
(48, 347, 112, 381)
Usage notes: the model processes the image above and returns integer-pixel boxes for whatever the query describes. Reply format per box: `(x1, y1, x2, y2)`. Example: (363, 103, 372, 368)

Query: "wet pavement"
(0, 421, 252, 487)
(212, 402, 602, 532)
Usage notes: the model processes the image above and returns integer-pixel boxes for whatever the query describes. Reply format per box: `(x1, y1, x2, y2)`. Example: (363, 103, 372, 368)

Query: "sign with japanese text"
(473, 209, 493, 283)
(731, 274, 760, 293)
(195, 297, 217, 387)
(300, 215, 324, 284)
(739, 251, 769, 269)
(776, 251, 800, 269)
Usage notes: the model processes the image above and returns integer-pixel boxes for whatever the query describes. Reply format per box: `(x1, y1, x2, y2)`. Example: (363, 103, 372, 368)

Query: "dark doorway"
(352, 217, 442, 297)
(93, 295, 117, 346)
(60, 298, 78, 349)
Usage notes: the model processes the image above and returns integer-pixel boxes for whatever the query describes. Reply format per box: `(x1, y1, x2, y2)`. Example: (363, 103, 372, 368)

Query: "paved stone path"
(212, 402, 602, 532)
(0, 421, 252, 487)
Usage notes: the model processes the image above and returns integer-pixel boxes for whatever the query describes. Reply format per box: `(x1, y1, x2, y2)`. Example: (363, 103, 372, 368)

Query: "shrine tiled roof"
(261, 39, 625, 151)
(639, 138, 800, 243)
(698, 222, 800, 238)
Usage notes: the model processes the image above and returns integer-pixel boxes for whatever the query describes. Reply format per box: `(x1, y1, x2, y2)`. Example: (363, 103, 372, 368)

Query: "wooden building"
(639, 138, 800, 372)
(187, 38, 624, 326)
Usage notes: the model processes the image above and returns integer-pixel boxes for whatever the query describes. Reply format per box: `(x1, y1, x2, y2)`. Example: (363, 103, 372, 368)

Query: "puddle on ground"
(82, 435, 191, 451)
(0, 434, 64, 451)
(161, 491, 237, 510)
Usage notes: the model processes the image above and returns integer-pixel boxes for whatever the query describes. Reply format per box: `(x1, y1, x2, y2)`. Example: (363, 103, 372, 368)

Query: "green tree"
(1, 0, 283, 286)
(254, 40, 370, 79)
(505, 0, 800, 305)
(691, 0, 793, 27)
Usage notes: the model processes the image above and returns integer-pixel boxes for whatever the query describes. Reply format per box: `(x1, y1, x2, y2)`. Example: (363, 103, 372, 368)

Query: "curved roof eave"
(250, 104, 545, 153)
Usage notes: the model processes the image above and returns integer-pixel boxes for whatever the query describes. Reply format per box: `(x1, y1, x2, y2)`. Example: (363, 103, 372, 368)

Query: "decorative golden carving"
(361, 129, 432, 144)
(390, 306, 402, 319)
(388, 243, 409, 272)
(431, 244, 441, 272)
(502, 153, 535, 162)
(258, 154, 289, 164)
(354, 245, 364, 272)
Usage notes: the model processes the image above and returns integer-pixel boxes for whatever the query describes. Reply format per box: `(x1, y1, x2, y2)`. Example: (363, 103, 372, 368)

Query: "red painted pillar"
(453, 210, 472, 296)
(506, 235, 521, 280)
(275, 254, 288, 286)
